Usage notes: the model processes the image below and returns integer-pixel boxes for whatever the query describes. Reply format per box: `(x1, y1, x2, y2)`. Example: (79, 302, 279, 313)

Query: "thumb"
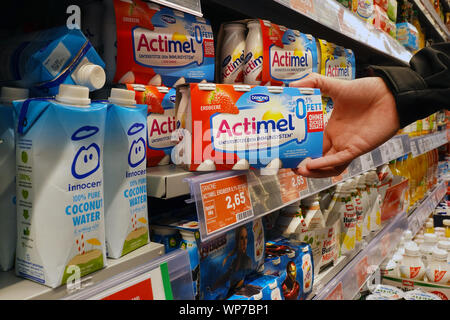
(289, 73, 341, 98)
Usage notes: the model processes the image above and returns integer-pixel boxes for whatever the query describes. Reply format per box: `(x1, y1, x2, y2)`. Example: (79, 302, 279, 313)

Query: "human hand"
(290, 73, 400, 178)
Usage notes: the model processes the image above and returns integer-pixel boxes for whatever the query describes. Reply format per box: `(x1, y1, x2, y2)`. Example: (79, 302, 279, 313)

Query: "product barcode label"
(236, 210, 254, 222)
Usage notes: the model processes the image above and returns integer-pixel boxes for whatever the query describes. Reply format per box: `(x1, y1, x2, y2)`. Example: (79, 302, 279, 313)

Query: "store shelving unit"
(184, 131, 447, 242)
(412, 0, 450, 41)
(312, 179, 447, 300)
(0, 242, 166, 300)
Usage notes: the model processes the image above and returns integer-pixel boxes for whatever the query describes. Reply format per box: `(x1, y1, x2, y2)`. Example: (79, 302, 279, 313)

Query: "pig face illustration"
(128, 123, 146, 168)
(71, 126, 101, 179)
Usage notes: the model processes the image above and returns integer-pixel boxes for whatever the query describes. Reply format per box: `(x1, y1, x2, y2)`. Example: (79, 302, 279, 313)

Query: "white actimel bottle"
(220, 23, 246, 84)
(243, 20, 263, 85)
(425, 248, 449, 284)
(399, 244, 426, 281)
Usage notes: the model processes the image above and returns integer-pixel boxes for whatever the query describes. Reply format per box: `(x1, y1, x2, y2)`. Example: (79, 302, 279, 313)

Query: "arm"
(369, 42, 450, 128)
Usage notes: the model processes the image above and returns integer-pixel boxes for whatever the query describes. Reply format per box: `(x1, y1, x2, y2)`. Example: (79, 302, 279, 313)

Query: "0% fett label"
(200, 174, 253, 235)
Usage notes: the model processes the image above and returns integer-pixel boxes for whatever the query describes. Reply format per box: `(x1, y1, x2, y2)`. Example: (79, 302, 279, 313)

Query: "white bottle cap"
(55, 84, 91, 106)
(392, 253, 403, 262)
(425, 221, 434, 229)
(424, 233, 438, 243)
(108, 88, 136, 107)
(0, 86, 29, 104)
(443, 220, 450, 227)
(435, 227, 445, 233)
(403, 230, 413, 241)
(405, 245, 420, 257)
(437, 240, 450, 251)
(74, 63, 106, 91)
(432, 248, 448, 260)
(247, 20, 260, 27)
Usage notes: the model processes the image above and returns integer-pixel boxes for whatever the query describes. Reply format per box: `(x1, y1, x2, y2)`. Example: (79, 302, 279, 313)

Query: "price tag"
(355, 256, 370, 288)
(278, 169, 308, 204)
(325, 282, 344, 300)
(200, 174, 253, 235)
(417, 138, 425, 155)
(410, 140, 419, 157)
(361, 153, 374, 172)
(289, 0, 315, 18)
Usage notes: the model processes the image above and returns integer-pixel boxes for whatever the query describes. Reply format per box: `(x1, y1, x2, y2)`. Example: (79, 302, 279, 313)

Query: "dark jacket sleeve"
(369, 42, 450, 128)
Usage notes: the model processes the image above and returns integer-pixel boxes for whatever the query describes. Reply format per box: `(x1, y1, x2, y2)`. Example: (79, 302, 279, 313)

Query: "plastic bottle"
(220, 23, 246, 84)
(399, 244, 426, 281)
(0, 87, 29, 272)
(243, 20, 263, 85)
(339, 180, 357, 255)
(425, 221, 435, 234)
(444, 220, 450, 238)
(420, 233, 438, 267)
(301, 195, 325, 230)
(437, 240, 450, 264)
(425, 248, 449, 284)
(356, 174, 370, 239)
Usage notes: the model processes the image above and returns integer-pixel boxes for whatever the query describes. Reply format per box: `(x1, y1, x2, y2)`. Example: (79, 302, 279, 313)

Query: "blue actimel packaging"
(264, 237, 314, 300)
(0, 26, 106, 96)
(103, 89, 149, 259)
(12, 85, 107, 288)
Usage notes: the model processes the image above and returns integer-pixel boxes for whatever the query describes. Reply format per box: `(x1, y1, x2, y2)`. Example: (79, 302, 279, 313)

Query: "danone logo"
(161, 14, 176, 24)
(250, 94, 269, 103)
(169, 95, 176, 103)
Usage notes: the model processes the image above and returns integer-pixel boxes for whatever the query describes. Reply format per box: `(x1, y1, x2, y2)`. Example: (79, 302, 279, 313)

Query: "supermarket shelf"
(410, 130, 448, 157)
(63, 249, 194, 300)
(146, 165, 194, 199)
(313, 210, 409, 300)
(412, 0, 450, 41)
(273, 0, 413, 64)
(407, 179, 447, 236)
(185, 132, 448, 242)
(0, 242, 165, 300)
(312, 180, 446, 300)
(149, 0, 203, 17)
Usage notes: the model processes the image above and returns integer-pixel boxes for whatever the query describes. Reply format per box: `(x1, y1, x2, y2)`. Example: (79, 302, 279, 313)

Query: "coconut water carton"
(13, 85, 107, 288)
(103, 88, 149, 259)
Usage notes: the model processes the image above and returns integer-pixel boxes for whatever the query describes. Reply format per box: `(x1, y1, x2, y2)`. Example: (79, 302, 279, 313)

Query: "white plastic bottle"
(220, 23, 246, 84)
(399, 244, 426, 281)
(425, 248, 449, 284)
(419, 233, 438, 267)
(0, 87, 29, 272)
(437, 240, 450, 264)
(243, 20, 263, 85)
(356, 174, 370, 239)
(350, 178, 364, 244)
(301, 195, 325, 230)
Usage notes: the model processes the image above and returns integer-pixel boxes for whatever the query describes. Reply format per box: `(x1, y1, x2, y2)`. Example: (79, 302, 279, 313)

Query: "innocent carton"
(13, 85, 107, 288)
(172, 83, 324, 171)
(104, 88, 149, 259)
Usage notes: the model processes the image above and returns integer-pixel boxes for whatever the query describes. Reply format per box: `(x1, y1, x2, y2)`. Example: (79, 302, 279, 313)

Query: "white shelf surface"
(0, 242, 165, 300)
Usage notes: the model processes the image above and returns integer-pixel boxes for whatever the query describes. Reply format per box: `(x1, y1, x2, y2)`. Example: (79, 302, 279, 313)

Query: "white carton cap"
(224, 22, 246, 30)
(432, 248, 448, 260)
(55, 84, 91, 106)
(74, 63, 106, 91)
(1, 87, 29, 104)
(424, 233, 438, 243)
(108, 88, 136, 107)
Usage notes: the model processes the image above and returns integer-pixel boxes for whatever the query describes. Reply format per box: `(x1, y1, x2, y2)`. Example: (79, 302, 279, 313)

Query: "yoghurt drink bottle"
(425, 248, 449, 284)
(14, 85, 107, 288)
(220, 23, 246, 84)
(0, 87, 29, 271)
(243, 20, 263, 85)
(104, 88, 149, 259)
(399, 244, 425, 281)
